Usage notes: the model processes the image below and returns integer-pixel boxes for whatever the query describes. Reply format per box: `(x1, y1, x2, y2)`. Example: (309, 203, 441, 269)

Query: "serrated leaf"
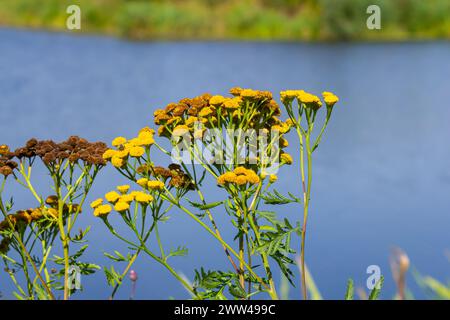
(188, 200, 224, 210)
(262, 190, 301, 205)
(369, 276, 384, 300)
(345, 279, 354, 300)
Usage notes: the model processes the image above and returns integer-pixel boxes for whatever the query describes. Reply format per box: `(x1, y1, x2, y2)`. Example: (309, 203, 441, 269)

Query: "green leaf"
(229, 280, 247, 299)
(166, 246, 188, 260)
(188, 200, 224, 210)
(344, 279, 354, 300)
(262, 190, 301, 205)
(104, 266, 121, 287)
(368, 276, 384, 300)
(71, 244, 89, 260)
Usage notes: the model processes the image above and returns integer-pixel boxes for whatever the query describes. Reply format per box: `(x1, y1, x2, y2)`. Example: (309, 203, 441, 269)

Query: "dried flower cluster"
(153, 87, 290, 140)
(0, 145, 18, 177)
(12, 137, 108, 166)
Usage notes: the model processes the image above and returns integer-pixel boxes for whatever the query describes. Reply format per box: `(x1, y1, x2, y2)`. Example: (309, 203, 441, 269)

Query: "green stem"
(300, 132, 313, 300)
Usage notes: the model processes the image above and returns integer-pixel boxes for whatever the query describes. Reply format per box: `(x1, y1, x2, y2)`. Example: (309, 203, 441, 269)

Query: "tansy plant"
(148, 88, 301, 299)
(0, 137, 107, 300)
(96, 128, 198, 298)
(280, 90, 339, 299)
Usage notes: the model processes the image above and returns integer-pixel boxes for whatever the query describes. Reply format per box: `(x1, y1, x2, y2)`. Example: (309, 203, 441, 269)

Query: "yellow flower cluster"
(280, 152, 293, 165)
(322, 91, 339, 106)
(91, 185, 154, 217)
(136, 178, 165, 190)
(217, 167, 261, 186)
(103, 128, 155, 168)
(280, 90, 339, 110)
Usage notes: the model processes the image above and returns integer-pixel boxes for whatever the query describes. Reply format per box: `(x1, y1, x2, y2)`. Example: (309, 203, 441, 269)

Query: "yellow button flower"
(147, 180, 165, 190)
(119, 194, 135, 203)
(105, 191, 121, 203)
(129, 146, 145, 157)
(94, 204, 112, 217)
(269, 174, 278, 183)
(90, 198, 103, 209)
(139, 127, 155, 135)
(102, 149, 116, 160)
(240, 89, 258, 99)
(235, 175, 248, 186)
(135, 192, 153, 204)
(114, 201, 129, 212)
(172, 125, 189, 137)
(322, 91, 339, 106)
(217, 172, 237, 185)
(136, 178, 149, 188)
(199, 107, 214, 117)
(111, 156, 125, 168)
(117, 185, 130, 194)
(280, 153, 293, 165)
(116, 149, 129, 158)
(234, 167, 249, 175)
(223, 98, 241, 109)
(112, 136, 127, 147)
(209, 95, 225, 106)
(137, 131, 154, 146)
(246, 172, 260, 185)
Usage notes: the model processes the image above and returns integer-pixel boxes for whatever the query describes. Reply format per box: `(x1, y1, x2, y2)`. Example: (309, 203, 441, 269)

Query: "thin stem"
(300, 132, 313, 300)
(109, 250, 140, 300)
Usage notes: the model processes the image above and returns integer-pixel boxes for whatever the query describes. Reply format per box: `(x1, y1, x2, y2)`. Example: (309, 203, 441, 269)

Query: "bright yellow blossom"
(129, 146, 145, 157)
(94, 204, 112, 217)
(114, 201, 130, 212)
(117, 185, 130, 194)
(105, 191, 121, 203)
(147, 180, 165, 190)
(199, 107, 214, 117)
(112, 136, 127, 147)
(223, 97, 241, 109)
(280, 153, 293, 165)
(134, 192, 153, 204)
(119, 194, 135, 203)
(209, 95, 225, 106)
(240, 89, 258, 99)
(269, 174, 278, 183)
(172, 125, 189, 137)
(235, 175, 248, 185)
(137, 178, 149, 188)
(102, 149, 116, 160)
(137, 131, 154, 146)
(90, 198, 103, 209)
(139, 127, 155, 135)
(111, 156, 125, 168)
(322, 91, 339, 106)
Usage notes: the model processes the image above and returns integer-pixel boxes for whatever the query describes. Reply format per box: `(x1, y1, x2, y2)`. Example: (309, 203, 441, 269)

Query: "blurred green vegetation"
(0, 0, 449, 40)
